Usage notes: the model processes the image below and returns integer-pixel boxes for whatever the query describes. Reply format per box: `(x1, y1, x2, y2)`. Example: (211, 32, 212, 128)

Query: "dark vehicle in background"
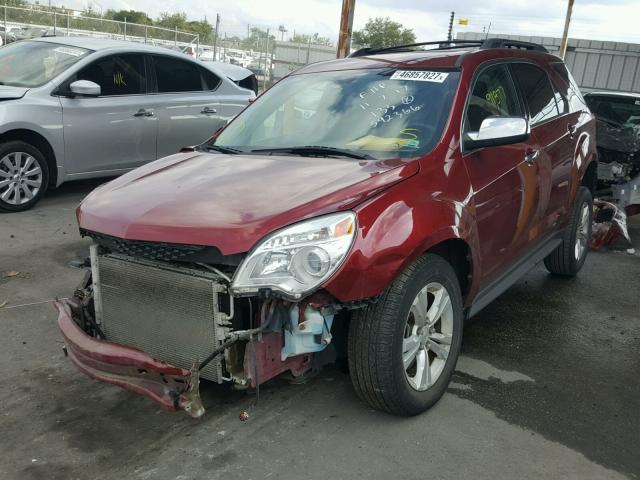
(584, 92, 640, 210)
(55, 38, 597, 419)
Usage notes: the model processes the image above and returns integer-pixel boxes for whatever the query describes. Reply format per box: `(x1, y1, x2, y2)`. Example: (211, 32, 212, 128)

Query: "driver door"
(60, 53, 158, 175)
(462, 63, 541, 286)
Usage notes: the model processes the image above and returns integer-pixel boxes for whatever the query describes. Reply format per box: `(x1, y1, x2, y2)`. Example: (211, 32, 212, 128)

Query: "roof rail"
(349, 40, 483, 57)
(480, 38, 548, 53)
(348, 37, 548, 58)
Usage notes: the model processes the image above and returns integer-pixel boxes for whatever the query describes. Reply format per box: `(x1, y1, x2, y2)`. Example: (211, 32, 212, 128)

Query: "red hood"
(78, 152, 419, 255)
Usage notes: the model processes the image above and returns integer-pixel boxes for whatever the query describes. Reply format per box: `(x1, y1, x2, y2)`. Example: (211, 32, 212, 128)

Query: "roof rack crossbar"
(479, 38, 548, 53)
(348, 37, 548, 58)
(349, 40, 483, 57)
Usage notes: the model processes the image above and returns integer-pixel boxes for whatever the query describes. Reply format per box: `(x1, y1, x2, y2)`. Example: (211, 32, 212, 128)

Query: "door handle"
(568, 123, 578, 139)
(133, 108, 154, 117)
(524, 149, 540, 165)
(200, 107, 217, 115)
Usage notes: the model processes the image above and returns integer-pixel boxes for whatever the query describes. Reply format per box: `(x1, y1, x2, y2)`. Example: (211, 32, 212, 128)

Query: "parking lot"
(0, 180, 638, 480)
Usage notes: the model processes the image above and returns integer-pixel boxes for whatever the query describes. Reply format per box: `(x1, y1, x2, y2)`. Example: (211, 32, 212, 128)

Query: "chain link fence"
(1, 5, 339, 90)
(1, 5, 199, 50)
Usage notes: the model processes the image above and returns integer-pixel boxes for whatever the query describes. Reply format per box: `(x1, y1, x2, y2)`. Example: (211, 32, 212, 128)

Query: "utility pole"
(559, 0, 575, 60)
(447, 11, 455, 42)
(336, 0, 355, 58)
(213, 13, 220, 61)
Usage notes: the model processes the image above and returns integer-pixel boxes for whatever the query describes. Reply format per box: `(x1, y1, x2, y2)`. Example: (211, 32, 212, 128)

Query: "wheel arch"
(425, 237, 473, 301)
(0, 129, 58, 187)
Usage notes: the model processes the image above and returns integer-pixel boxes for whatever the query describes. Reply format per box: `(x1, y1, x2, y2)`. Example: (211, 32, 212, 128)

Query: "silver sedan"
(0, 37, 255, 211)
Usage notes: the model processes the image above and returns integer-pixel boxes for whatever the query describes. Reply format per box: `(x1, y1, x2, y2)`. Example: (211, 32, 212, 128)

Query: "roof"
(30, 36, 188, 56)
(297, 46, 556, 75)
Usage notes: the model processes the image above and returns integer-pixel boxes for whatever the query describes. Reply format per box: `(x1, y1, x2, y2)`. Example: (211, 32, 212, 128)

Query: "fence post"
(196, 35, 200, 59)
(174, 26, 177, 47)
(306, 37, 311, 63)
(124, 17, 127, 40)
(144, 25, 147, 44)
(67, 12, 70, 36)
(3, 7, 7, 45)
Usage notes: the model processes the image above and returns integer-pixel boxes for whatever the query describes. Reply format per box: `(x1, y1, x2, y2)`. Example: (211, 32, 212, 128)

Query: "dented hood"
(78, 152, 418, 254)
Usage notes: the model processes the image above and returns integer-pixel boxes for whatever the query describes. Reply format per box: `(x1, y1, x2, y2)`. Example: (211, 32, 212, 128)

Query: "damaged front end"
(56, 241, 341, 418)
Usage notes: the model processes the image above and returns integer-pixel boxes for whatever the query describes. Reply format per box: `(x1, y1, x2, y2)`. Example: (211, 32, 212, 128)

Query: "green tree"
(105, 9, 152, 25)
(352, 17, 416, 49)
(156, 12, 188, 30)
(291, 33, 333, 47)
(244, 27, 276, 52)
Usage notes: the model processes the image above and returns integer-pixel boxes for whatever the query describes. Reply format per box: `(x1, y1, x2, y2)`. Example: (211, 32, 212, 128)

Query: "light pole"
(559, 0, 575, 60)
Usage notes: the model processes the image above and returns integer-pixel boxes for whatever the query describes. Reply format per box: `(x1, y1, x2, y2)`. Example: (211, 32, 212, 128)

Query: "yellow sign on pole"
(458, 18, 469, 26)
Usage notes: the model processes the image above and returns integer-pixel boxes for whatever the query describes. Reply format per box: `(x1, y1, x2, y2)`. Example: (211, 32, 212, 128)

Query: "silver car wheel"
(574, 202, 590, 261)
(0, 152, 42, 206)
(402, 282, 454, 391)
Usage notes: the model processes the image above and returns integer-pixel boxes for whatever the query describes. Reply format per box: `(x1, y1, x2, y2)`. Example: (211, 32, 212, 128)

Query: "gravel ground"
(1, 180, 639, 480)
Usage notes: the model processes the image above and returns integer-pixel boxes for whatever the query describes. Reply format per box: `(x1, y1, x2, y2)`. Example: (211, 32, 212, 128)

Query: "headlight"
(231, 212, 356, 299)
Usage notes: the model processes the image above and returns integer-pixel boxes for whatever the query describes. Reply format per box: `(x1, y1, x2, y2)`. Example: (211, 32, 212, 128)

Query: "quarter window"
(464, 64, 522, 133)
(511, 63, 559, 125)
(75, 54, 146, 96)
(153, 55, 220, 93)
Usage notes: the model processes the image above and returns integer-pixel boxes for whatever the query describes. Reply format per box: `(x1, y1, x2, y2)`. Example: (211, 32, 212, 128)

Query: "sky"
(56, 0, 640, 44)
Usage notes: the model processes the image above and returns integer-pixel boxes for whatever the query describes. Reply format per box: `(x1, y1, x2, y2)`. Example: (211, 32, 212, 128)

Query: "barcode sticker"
(390, 70, 449, 83)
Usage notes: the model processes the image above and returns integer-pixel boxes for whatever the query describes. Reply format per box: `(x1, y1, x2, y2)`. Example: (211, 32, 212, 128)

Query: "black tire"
(0, 140, 49, 212)
(348, 253, 464, 416)
(543, 186, 593, 276)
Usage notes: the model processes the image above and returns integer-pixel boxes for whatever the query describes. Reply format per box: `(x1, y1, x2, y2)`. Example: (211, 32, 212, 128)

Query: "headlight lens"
(231, 212, 356, 299)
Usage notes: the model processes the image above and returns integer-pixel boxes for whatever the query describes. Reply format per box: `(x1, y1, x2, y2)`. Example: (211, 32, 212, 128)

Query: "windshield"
(0, 41, 91, 87)
(213, 68, 460, 160)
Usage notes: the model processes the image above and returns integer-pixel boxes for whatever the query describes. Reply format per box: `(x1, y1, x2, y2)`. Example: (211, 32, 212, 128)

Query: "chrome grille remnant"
(93, 253, 230, 382)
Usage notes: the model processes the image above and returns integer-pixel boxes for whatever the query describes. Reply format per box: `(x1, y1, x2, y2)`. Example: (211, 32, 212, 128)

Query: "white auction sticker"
(390, 70, 449, 83)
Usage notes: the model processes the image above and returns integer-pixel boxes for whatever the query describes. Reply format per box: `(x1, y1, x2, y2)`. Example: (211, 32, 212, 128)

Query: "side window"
(510, 63, 559, 125)
(464, 64, 522, 133)
(201, 67, 222, 90)
(551, 62, 587, 113)
(75, 54, 146, 96)
(551, 81, 568, 115)
(153, 56, 218, 93)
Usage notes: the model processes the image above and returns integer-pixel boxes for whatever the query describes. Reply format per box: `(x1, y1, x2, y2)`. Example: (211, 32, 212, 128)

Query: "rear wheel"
(0, 140, 49, 212)
(544, 186, 592, 276)
(348, 254, 463, 416)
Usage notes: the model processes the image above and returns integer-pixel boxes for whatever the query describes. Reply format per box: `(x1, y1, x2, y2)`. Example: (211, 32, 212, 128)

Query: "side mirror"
(69, 80, 101, 97)
(464, 116, 529, 150)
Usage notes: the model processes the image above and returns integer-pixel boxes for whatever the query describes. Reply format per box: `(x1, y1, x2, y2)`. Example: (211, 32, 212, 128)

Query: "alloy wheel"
(402, 282, 454, 391)
(0, 152, 43, 206)
(574, 202, 590, 261)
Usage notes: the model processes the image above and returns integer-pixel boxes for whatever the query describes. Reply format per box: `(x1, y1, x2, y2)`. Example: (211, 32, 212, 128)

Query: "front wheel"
(544, 186, 593, 276)
(348, 254, 463, 416)
(0, 140, 49, 212)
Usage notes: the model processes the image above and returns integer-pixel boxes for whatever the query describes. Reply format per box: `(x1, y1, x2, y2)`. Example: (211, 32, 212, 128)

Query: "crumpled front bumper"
(54, 299, 205, 418)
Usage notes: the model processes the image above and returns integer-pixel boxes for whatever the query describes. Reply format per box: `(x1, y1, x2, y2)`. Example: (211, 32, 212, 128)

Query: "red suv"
(55, 39, 597, 418)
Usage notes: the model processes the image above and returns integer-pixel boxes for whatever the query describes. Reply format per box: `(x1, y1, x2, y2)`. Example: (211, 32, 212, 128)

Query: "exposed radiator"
(92, 252, 230, 382)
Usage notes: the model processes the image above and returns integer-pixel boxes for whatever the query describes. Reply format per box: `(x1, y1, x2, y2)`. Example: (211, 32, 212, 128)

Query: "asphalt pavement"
(1, 179, 639, 480)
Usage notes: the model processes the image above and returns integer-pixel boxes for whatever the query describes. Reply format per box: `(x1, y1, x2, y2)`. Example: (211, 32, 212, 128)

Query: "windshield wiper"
(251, 146, 374, 160)
(202, 144, 244, 154)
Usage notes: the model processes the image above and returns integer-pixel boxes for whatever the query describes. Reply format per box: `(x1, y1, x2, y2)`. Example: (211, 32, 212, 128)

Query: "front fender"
(323, 176, 478, 303)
